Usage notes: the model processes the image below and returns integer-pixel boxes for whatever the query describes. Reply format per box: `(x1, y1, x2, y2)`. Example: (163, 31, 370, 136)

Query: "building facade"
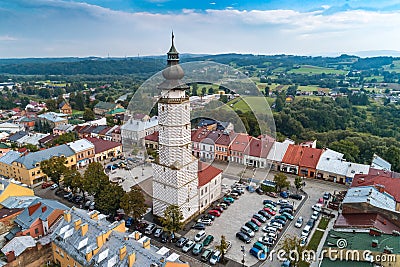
(152, 35, 199, 221)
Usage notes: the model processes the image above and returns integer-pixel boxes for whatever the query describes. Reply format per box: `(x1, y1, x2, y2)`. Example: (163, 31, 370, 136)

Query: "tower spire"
(167, 31, 179, 65)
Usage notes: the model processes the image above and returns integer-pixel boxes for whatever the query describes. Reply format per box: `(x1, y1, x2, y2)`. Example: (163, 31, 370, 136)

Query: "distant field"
(384, 60, 400, 73)
(297, 85, 320, 92)
(227, 96, 273, 113)
(288, 65, 347, 75)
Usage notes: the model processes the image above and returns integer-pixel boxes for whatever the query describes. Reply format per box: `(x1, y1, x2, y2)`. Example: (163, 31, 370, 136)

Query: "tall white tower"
(152, 33, 199, 221)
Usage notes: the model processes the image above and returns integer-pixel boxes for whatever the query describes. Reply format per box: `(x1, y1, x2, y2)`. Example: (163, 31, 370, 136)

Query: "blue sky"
(1, 0, 400, 57)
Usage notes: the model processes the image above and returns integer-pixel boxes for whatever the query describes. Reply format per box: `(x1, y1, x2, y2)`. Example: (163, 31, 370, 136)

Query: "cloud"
(0, 35, 17, 41)
(1, 0, 400, 57)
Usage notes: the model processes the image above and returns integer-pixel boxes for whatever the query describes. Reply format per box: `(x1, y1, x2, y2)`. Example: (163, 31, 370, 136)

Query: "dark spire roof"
(167, 31, 179, 64)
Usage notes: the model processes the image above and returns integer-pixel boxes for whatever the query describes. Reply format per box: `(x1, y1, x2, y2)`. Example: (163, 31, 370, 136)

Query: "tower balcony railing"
(159, 96, 190, 104)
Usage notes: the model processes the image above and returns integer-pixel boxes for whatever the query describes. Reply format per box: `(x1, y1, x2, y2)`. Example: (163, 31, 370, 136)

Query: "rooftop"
(85, 138, 121, 154)
(352, 174, 400, 203)
(299, 147, 323, 169)
(1, 236, 35, 257)
(1, 196, 40, 209)
(316, 149, 348, 176)
(282, 144, 303, 166)
(334, 213, 400, 234)
(371, 153, 391, 171)
(0, 151, 22, 165)
(198, 162, 222, 187)
(230, 133, 251, 152)
(94, 101, 118, 110)
(38, 112, 68, 123)
(246, 137, 274, 158)
(67, 139, 95, 153)
(343, 186, 396, 211)
(191, 127, 210, 143)
(145, 131, 159, 142)
(266, 139, 294, 162)
(215, 132, 237, 147)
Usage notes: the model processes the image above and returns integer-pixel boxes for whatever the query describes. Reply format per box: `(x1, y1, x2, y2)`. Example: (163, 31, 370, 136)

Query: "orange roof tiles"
(230, 133, 251, 152)
(191, 127, 210, 143)
(282, 144, 303, 165)
(198, 162, 222, 187)
(299, 147, 323, 169)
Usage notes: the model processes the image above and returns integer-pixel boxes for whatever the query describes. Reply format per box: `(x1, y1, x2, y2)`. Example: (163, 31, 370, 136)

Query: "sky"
(1, 0, 400, 58)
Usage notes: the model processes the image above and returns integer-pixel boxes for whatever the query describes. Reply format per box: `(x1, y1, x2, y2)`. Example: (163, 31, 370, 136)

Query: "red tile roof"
(246, 137, 274, 158)
(230, 133, 251, 152)
(335, 213, 400, 234)
(85, 137, 121, 154)
(215, 132, 237, 147)
(299, 147, 323, 169)
(191, 127, 210, 143)
(282, 144, 303, 165)
(198, 162, 222, 187)
(352, 174, 400, 202)
(200, 131, 223, 145)
(145, 131, 159, 142)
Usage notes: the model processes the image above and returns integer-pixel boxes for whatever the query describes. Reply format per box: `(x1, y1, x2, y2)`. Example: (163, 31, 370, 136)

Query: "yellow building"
(0, 178, 34, 203)
(52, 208, 186, 267)
(0, 145, 76, 186)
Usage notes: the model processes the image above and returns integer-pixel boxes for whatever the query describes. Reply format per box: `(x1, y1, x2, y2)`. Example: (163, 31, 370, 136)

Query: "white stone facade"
(199, 172, 222, 213)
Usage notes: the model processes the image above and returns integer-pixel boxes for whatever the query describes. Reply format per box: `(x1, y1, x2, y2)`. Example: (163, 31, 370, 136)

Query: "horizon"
(1, 0, 400, 58)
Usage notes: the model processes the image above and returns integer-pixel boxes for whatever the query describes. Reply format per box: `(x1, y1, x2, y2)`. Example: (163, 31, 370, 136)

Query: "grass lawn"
(228, 96, 273, 113)
(298, 85, 320, 92)
(307, 229, 324, 251)
(317, 217, 330, 230)
(288, 65, 347, 75)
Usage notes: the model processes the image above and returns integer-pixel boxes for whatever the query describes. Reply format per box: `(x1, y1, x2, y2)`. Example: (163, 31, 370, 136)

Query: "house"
(145, 131, 159, 150)
(298, 147, 323, 178)
(13, 198, 68, 238)
(214, 132, 237, 162)
(334, 213, 400, 234)
(38, 134, 59, 147)
(9, 144, 76, 185)
(1, 236, 36, 263)
(370, 153, 391, 171)
(199, 130, 222, 161)
(120, 115, 158, 148)
(266, 139, 294, 171)
(37, 112, 68, 129)
(16, 132, 49, 147)
(345, 162, 370, 185)
(18, 117, 36, 130)
(53, 124, 75, 135)
(316, 149, 348, 183)
(67, 139, 95, 168)
(229, 133, 251, 164)
(0, 207, 24, 236)
(0, 151, 22, 179)
(198, 162, 222, 213)
(111, 126, 122, 143)
(93, 101, 123, 116)
(280, 144, 304, 174)
(191, 127, 210, 158)
(85, 137, 122, 162)
(8, 131, 28, 144)
(0, 122, 25, 134)
(244, 137, 274, 168)
(51, 208, 186, 267)
(58, 100, 72, 115)
(0, 178, 34, 203)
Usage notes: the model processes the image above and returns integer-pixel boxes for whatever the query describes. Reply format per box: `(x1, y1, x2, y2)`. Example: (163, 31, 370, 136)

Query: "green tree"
(23, 143, 39, 152)
(52, 132, 77, 146)
(273, 173, 290, 192)
(275, 97, 284, 112)
(75, 92, 85, 111)
(294, 177, 302, 192)
(82, 162, 109, 198)
(63, 169, 83, 193)
(201, 87, 207, 96)
(120, 186, 147, 222)
(208, 87, 214, 95)
(96, 183, 125, 215)
(215, 235, 229, 263)
(45, 99, 57, 112)
(280, 235, 308, 266)
(83, 108, 95, 121)
(160, 205, 184, 235)
(264, 86, 270, 97)
(40, 156, 68, 185)
(220, 94, 228, 103)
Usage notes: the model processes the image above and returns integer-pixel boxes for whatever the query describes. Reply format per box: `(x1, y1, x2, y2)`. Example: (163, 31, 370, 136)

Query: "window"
(201, 189, 203, 196)
(35, 228, 39, 234)
(205, 187, 207, 193)
(162, 106, 165, 112)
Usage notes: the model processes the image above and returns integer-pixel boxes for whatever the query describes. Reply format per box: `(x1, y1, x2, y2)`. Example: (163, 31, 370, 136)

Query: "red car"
(263, 207, 276, 216)
(213, 206, 224, 213)
(41, 181, 54, 189)
(208, 210, 221, 217)
(251, 217, 262, 226)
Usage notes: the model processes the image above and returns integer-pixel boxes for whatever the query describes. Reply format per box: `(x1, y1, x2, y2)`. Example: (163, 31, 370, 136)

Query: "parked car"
(223, 197, 235, 203)
(274, 215, 288, 222)
(280, 204, 294, 210)
(161, 231, 173, 243)
(258, 210, 271, 219)
(249, 247, 267, 260)
(197, 218, 213, 226)
(253, 214, 267, 223)
(209, 250, 221, 265)
(213, 206, 224, 213)
(231, 189, 242, 196)
(254, 241, 269, 253)
(311, 211, 320, 220)
(229, 192, 239, 199)
(258, 236, 275, 246)
(323, 192, 331, 200)
(63, 192, 73, 199)
(217, 202, 228, 210)
(50, 184, 58, 190)
(144, 223, 157, 235)
(192, 243, 204, 255)
(202, 214, 216, 221)
(125, 217, 134, 227)
(289, 194, 302, 200)
(264, 203, 277, 211)
(192, 223, 206, 230)
(263, 199, 277, 206)
(282, 212, 294, 220)
(241, 225, 255, 237)
(195, 230, 207, 242)
(295, 217, 303, 228)
(42, 181, 54, 189)
(245, 221, 259, 232)
(262, 226, 278, 233)
(251, 217, 262, 226)
(300, 237, 307, 247)
(277, 199, 289, 206)
(154, 228, 163, 237)
(203, 235, 214, 246)
(208, 210, 221, 217)
(201, 249, 213, 262)
(236, 232, 251, 243)
(301, 225, 311, 238)
(307, 219, 316, 229)
(312, 204, 322, 212)
(263, 208, 276, 215)
(280, 191, 289, 198)
(175, 237, 188, 248)
(279, 208, 294, 215)
(266, 192, 278, 198)
(182, 240, 195, 253)
(256, 188, 264, 195)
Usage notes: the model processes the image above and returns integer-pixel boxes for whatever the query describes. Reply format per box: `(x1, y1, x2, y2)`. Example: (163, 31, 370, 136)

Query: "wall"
(7, 243, 53, 267)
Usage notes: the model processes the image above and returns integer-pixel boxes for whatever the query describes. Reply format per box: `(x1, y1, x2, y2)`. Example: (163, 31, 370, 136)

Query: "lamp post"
(241, 245, 246, 267)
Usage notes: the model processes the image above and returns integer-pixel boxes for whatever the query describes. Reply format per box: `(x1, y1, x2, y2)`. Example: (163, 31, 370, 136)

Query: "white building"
(266, 139, 294, 171)
(121, 115, 158, 148)
(198, 162, 222, 213)
(152, 35, 199, 221)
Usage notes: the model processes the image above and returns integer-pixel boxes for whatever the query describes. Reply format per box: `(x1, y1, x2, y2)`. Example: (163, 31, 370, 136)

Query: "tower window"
(162, 106, 165, 112)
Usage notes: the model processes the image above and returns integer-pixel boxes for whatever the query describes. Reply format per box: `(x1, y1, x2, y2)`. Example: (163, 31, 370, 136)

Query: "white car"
(182, 240, 195, 253)
(240, 226, 255, 237)
(194, 230, 206, 242)
(312, 204, 322, 212)
(262, 226, 278, 233)
(311, 211, 320, 220)
(210, 250, 221, 265)
(197, 218, 213, 226)
(294, 217, 303, 228)
(278, 199, 289, 206)
(50, 184, 58, 190)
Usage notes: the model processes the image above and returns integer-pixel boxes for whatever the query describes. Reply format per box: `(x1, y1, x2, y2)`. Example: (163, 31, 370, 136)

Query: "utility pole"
(241, 245, 246, 267)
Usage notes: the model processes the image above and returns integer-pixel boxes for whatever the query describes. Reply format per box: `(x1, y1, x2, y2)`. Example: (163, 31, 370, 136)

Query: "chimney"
(63, 211, 71, 223)
(80, 223, 88, 236)
(119, 245, 127, 261)
(6, 251, 16, 263)
(41, 206, 47, 213)
(89, 210, 99, 220)
(128, 252, 136, 267)
(74, 219, 82, 230)
(142, 237, 150, 249)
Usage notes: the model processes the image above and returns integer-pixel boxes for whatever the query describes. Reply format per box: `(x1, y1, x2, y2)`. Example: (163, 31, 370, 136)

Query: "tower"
(152, 33, 199, 220)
